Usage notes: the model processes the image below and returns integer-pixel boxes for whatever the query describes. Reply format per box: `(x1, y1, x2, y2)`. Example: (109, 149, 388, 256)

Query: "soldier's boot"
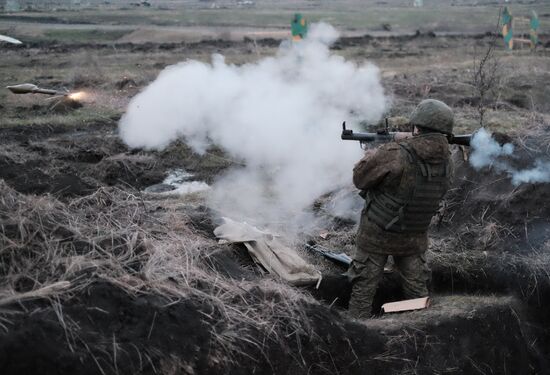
(346, 253, 387, 319)
(394, 253, 431, 300)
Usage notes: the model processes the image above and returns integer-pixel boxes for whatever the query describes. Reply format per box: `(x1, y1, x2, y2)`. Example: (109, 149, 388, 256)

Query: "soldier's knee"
(397, 254, 429, 279)
(347, 253, 386, 283)
(345, 261, 364, 284)
(396, 254, 430, 298)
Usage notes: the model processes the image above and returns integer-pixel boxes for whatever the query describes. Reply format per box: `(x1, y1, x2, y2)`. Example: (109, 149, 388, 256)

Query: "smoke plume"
(470, 128, 550, 185)
(119, 23, 388, 230)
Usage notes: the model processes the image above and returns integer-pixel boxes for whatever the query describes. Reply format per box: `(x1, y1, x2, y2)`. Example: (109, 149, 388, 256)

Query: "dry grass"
(429, 228, 550, 304)
(0, 180, 320, 367)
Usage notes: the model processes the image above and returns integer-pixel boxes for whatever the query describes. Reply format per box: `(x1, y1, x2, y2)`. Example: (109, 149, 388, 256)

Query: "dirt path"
(0, 19, 501, 43)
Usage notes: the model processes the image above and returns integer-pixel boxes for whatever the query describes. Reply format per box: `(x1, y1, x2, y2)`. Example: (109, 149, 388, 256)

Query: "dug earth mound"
(0, 120, 549, 374)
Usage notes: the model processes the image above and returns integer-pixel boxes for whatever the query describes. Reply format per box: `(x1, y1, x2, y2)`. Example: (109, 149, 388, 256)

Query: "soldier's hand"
(393, 132, 413, 142)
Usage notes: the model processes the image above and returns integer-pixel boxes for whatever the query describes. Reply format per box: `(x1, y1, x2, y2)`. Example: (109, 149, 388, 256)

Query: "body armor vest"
(365, 141, 450, 233)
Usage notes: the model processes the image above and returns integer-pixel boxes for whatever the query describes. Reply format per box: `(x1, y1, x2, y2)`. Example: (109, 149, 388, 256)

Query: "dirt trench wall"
(442, 144, 550, 249)
(426, 143, 550, 306)
(0, 282, 542, 375)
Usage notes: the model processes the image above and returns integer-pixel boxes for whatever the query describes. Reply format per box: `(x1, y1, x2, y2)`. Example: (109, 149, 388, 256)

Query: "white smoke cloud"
(119, 23, 388, 230)
(511, 160, 550, 185)
(470, 128, 550, 186)
(469, 128, 514, 169)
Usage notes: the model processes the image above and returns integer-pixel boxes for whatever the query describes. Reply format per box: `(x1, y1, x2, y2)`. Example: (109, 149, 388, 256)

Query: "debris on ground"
(215, 218, 321, 286)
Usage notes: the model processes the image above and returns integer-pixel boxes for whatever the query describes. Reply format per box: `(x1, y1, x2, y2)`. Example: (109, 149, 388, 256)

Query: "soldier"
(347, 99, 454, 319)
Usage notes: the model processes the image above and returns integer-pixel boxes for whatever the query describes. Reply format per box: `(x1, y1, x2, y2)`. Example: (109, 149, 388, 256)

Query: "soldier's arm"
(352, 143, 402, 191)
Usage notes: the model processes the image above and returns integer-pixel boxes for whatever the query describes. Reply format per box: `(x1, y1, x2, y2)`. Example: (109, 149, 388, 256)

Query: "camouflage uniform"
(347, 100, 453, 319)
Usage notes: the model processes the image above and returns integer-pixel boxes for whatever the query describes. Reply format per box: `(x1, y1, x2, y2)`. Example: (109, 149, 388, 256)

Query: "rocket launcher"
(341, 122, 472, 147)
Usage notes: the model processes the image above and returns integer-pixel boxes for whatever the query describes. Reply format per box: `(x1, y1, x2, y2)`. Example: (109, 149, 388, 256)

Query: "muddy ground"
(1, 31, 550, 374)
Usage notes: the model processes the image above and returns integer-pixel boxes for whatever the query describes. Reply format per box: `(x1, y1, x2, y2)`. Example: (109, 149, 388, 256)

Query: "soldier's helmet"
(410, 99, 454, 135)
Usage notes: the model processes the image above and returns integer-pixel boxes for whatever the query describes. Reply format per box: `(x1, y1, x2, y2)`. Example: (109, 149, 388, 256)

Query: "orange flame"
(68, 91, 86, 101)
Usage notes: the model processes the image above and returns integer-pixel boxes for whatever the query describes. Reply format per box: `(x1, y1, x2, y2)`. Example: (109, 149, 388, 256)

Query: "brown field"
(1, 2, 550, 374)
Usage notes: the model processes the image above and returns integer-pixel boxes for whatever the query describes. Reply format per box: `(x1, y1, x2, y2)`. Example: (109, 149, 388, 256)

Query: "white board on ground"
(0, 35, 22, 45)
(382, 297, 430, 313)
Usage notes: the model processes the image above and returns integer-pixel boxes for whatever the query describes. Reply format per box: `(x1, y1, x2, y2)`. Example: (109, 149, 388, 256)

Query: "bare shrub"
(472, 9, 503, 126)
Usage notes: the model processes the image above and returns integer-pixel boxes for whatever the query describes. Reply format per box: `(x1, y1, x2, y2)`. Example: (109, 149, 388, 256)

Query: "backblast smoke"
(470, 128, 550, 185)
(119, 23, 388, 230)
